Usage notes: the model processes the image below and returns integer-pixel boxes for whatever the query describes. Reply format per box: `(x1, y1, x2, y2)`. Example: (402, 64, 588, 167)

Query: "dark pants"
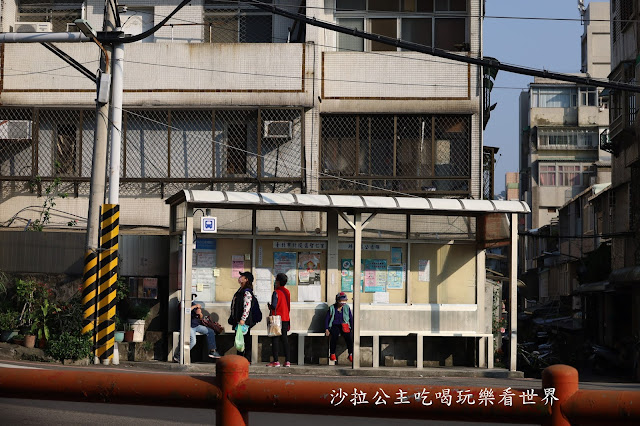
(271, 320, 290, 362)
(237, 326, 252, 363)
(329, 324, 353, 355)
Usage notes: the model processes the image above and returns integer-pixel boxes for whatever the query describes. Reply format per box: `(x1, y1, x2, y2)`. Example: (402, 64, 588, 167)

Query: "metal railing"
(1, 357, 638, 425)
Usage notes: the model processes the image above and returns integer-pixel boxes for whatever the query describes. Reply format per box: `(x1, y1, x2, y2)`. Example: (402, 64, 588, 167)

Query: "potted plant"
(127, 303, 150, 343)
(12, 334, 24, 346)
(114, 316, 125, 343)
(31, 299, 58, 348)
(114, 279, 129, 343)
(0, 311, 19, 342)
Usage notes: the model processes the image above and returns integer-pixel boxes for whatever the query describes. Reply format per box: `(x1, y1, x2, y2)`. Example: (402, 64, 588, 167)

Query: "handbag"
(234, 327, 245, 352)
(267, 315, 282, 337)
(341, 323, 351, 333)
(202, 315, 224, 335)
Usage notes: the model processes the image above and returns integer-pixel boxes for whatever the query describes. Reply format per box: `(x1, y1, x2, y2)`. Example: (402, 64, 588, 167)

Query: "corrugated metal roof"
(166, 190, 530, 215)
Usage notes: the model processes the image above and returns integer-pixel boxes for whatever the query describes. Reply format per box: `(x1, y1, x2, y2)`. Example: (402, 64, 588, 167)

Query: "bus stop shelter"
(166, 191, 529, 371)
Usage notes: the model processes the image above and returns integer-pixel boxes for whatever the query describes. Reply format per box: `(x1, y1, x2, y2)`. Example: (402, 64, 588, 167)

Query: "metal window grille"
(0, 107, 304, 197)
(320, 114, 471, 196)
(17, 1, 83, 33)
(203, 2, 273, 43)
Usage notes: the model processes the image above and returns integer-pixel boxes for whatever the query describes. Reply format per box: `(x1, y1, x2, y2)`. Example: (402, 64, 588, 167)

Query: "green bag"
(234, 326, 245, 352)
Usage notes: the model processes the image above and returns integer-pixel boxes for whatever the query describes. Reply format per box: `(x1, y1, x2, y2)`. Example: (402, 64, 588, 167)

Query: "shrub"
(127, 303, 150, 320)
(46, 332, 92, 361)
(0, 311, 19, 330)
(50, 293, 85, 337)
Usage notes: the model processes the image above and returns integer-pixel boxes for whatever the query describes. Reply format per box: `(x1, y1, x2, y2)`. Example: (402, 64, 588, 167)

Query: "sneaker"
(173, 355, 180, 363)
(267, 361, 281, 367)
(284, 361, 291, 367)
(208, 350, 221, 359)
(330, 354, 337, 362)
(348, 354, 353, 362)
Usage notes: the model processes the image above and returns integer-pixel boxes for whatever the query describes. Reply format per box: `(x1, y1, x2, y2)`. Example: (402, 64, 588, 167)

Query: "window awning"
(166, 190, 531, 216)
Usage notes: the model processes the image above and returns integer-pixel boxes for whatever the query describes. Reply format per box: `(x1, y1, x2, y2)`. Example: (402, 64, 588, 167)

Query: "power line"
(247, 0, 640, 94)
(211, 1, 640, 23)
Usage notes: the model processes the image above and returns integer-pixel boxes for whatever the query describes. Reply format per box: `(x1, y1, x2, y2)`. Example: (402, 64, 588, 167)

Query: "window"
(531, 87, 578, 108)
(17, 0, 83, 32)
(225, 122, 248, 175)
(539, 164, 556, 186)
(336, 18, 364, 51)
(204, 0, 273, 43)
(320, 114, 470, 194)
(335, 0, 468, 52)
(539, 163, 593, 187)
(579, 87, 597, 106)
(559, 165, 581, 186)
(55, 124, 77, 176)
(538, 128, 598, 149)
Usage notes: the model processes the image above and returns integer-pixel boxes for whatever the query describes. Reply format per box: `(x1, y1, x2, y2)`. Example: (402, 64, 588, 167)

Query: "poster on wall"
(341, 259, 354, 292)
(274, 251, 297, 286)
(364, 259, 387, 293)
(418, 259, 431, 282)
(387, 265, 404, 289)
(298, 252, 321, 284)
(391, 247, 402, 265)
(254, 267, 273, 306)
(231, 255, 245, 278)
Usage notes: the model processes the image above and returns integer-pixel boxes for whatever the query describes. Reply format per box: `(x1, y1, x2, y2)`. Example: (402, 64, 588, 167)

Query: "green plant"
(0, 311, 19, 330)
(50, 293, 85, 337)
(127, 303, 150, 320)
(15, 278, 52, 328)
(114, 278, 129, 305)
(30, 299, 59, 340)
(142, 341, 154, 352)
(45, 332, 92, 361)
(27, 167, 76, 231)
(0, 270, 9, 296)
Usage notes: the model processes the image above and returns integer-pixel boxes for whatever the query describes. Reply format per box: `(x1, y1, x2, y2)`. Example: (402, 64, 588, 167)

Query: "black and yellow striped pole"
(95, 204, 119, 363)
(81, 250, 98, 338)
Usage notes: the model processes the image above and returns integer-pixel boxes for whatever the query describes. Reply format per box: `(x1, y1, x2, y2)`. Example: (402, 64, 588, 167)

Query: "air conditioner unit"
(15, 22, 52, 33)
(0, 120, 33, 139)
(66, 23, 78, 32)
(263, 120, 292, 138)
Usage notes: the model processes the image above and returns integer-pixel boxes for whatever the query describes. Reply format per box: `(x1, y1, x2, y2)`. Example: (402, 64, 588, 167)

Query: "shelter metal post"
(353, 212, 362, 369)
(509, 213, 518, 371)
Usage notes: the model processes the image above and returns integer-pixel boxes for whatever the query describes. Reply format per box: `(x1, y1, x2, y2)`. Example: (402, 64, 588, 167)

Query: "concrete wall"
(582, 2, 611, 79)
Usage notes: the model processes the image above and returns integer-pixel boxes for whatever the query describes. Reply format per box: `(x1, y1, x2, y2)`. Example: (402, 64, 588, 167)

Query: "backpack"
(250, 291, 263, 324)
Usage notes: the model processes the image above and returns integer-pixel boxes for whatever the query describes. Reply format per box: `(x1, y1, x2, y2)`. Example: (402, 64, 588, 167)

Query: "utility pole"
(81, 0, 115, 360)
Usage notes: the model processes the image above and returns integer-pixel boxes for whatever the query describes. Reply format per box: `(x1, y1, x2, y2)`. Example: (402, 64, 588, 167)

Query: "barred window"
(335, 0, 467, 52)
(320, 114, 470, 195)
(204, 0, 274, 43)
(17, 1, 83, 33)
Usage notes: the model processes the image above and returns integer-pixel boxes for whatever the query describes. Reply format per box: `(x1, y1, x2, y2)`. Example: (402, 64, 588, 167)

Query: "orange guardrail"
(1, 356, 639, 426)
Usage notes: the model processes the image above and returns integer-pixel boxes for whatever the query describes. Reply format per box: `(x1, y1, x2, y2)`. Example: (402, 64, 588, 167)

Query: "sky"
(483, 0, 602, 195)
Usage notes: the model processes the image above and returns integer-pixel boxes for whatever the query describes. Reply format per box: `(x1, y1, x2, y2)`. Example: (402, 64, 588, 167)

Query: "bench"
(250, 329, 326, 365)
(170, 331, 208, 362)
(172, 329, 494, 368)
(360, 331, 494, 369)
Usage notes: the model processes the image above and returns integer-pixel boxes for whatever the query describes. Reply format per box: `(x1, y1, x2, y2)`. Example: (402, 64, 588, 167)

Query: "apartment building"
(0, 1, 520, 367)
(600, 0, 640, 357)
(519, 3, 611, 301)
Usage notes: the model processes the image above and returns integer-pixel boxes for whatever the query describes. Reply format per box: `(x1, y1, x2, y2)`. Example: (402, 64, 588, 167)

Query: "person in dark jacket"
(266, 273, 291, 367)
(228, 271, 256, 362)
(325, 292, 354, 363)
